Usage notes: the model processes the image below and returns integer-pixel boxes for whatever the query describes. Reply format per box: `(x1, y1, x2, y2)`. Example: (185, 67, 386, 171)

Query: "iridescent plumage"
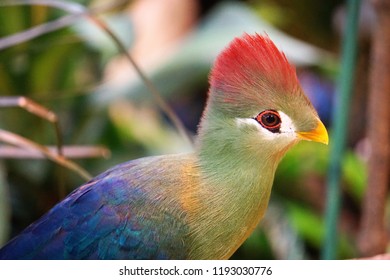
(0, 34, 328, 259)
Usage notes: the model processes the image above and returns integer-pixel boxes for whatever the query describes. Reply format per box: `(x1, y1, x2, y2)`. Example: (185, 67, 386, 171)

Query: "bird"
(0, 33, 328, 260)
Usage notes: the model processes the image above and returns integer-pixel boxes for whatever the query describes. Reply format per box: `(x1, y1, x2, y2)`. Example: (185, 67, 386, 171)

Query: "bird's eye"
(255, 110, 281, 133)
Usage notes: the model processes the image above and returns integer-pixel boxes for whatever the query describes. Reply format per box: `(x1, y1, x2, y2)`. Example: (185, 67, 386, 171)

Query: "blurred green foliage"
(0, 0, 371, 259)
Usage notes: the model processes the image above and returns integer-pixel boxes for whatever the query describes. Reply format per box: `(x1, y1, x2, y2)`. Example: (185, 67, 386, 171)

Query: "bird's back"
(0, 154, 195, 259)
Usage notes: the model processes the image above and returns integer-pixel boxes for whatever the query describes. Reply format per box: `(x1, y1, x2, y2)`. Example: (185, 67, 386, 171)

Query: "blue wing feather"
(0, 156, 189, 259)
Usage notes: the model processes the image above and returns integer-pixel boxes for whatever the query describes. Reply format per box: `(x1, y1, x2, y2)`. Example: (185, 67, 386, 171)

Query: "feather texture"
(210, 33, 298, 96)
(0, 33, 327, 259)
(0, 156, 192, 259)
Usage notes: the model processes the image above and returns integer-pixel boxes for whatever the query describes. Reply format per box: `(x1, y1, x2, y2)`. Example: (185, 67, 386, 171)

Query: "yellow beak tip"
(297, 120, 329, 145)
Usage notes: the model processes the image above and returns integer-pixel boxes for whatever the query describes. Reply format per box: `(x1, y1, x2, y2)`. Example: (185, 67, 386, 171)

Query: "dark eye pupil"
(255, 110, 281, 133)
(262, 114, 277, 126)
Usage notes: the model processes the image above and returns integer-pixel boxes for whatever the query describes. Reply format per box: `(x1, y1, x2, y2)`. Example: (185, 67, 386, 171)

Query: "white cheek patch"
(235, 111, 298, 141)
(235, 117, 259, 128)
(278, 111, 297, 136)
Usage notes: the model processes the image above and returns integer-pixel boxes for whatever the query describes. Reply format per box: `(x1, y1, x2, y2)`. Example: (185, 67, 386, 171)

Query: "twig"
(0, 145, 110, 159)
(0, 129, 92, 181)
(0, 97, 63, 157)
(0, 0, 194, 146)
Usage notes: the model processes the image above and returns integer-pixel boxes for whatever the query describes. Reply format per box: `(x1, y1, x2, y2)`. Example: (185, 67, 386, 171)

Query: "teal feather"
(0, 156, 190, 259)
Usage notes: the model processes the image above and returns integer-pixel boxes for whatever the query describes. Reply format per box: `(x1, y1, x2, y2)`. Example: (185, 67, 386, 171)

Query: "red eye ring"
(255, 110, 281, 133)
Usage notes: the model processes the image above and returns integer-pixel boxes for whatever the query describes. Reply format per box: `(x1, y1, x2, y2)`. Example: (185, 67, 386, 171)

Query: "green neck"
(196, 105, 284, 188)
(188, 108, 284, 259)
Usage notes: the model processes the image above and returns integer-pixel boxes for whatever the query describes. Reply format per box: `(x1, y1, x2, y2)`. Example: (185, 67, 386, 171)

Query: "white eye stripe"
(235, 117, 259, 128)
(235, 111, 298, 140)
(278, 111, 297, 134)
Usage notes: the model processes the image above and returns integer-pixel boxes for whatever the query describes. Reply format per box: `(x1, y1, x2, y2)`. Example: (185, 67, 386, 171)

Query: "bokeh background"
(0, 0, 388, 259)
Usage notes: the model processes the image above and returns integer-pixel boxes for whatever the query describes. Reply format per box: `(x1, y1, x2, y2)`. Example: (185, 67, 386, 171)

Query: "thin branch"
(0, 13, 80, 50)
(89, 16, 194, 146)
(0, 97, 63, 156)
(0, 0, 127, 50)
(0, 129, 92, 181)
(0, 0, 194, 146)
(0, 0, 128, 13)
(0, 145, 110, 159)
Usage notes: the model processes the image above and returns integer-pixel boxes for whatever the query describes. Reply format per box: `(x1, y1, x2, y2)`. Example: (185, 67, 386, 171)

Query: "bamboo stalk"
(322, 0, 361, 259)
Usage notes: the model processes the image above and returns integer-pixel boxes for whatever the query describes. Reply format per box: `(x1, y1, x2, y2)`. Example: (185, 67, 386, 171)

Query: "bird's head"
(197, 34, 328, 166)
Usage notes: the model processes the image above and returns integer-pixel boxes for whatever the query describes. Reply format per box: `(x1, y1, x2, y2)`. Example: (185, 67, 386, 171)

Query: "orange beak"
(297, 119, 329, 145)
